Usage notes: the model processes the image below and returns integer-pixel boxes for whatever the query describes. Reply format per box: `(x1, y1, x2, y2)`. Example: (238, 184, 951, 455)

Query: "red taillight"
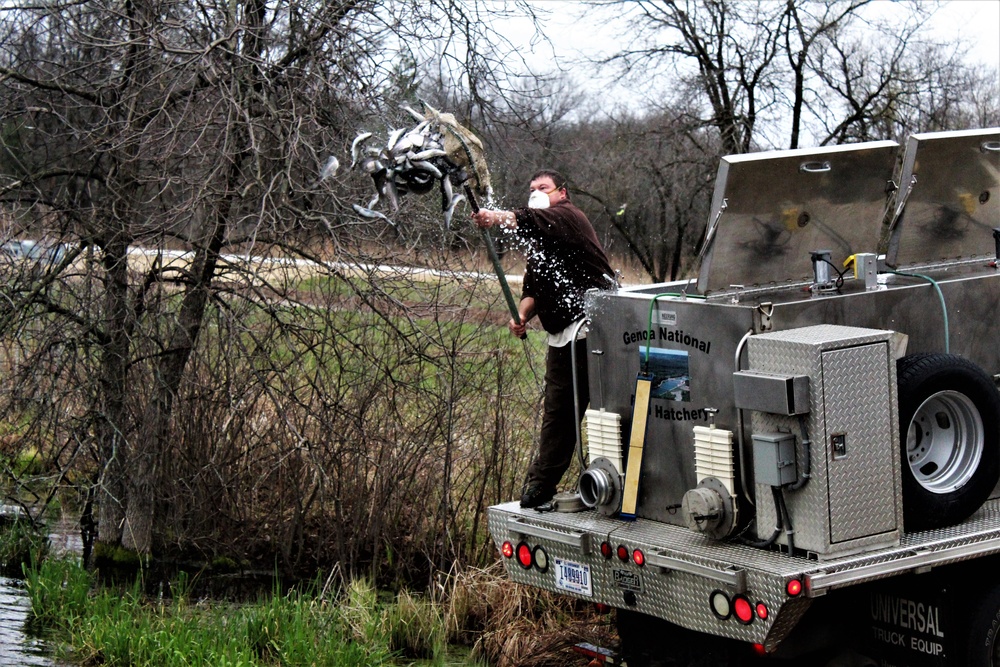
(733, 595, 754, 624)
(616, 545, 629, 562)
(752, 643, 767, 657)
(501, 541, 514, 558)
(516, 542, 533, 569)
(632, 549, 645, 567)
(594, 602, 612, 614)
(786, 578, 803, 597)
(755, 602, 768, 620)
(600, 541, 613, 559)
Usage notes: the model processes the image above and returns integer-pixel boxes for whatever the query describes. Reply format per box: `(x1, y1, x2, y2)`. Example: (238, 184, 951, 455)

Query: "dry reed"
(442, 560, 618, 667)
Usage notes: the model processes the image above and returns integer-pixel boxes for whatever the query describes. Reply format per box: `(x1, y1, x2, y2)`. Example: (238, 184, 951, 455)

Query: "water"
(46, 517, 83, 561)
(0, 578, 55, 666)
(0, 515, 81, 667)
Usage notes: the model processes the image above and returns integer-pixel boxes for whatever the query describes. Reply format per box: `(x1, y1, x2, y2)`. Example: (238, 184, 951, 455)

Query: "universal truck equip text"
(488, 128, 1000, 667)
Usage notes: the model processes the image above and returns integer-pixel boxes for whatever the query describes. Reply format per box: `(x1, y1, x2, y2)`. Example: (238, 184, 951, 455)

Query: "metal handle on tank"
(799, 161, 831, 173)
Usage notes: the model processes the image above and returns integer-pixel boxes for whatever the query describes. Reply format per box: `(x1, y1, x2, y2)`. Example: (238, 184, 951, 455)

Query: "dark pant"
(525, 339, 590, 493)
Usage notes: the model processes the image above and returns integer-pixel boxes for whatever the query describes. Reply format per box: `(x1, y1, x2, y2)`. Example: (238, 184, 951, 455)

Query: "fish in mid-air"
(349, 103, 489, 229)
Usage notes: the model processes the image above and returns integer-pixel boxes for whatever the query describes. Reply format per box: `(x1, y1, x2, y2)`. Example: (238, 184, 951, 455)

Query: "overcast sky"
(495, 0, 1000, 125)
(926, 0, 1000, 64)
(511, 0, 1000, 66)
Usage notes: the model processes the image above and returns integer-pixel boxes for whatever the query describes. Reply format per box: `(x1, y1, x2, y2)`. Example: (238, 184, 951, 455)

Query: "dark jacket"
(514, 200, 614, 334)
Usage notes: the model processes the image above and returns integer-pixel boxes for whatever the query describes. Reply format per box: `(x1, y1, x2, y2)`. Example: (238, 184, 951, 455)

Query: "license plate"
(555, 558, 592, 596)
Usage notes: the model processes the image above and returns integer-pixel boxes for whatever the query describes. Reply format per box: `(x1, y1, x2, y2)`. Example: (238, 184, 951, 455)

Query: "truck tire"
(897, 353, 1000, 531)
(962, 582, 1000, 666)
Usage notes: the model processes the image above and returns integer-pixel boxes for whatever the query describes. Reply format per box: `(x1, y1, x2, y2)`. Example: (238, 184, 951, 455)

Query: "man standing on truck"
(473, 169, 615, 508)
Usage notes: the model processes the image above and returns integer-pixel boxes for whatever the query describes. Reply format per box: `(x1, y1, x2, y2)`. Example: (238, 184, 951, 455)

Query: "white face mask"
(528, 190, 550, 209)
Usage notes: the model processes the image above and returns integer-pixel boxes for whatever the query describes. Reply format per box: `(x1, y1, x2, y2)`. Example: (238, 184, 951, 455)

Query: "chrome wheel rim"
(906, 390, 984, 493)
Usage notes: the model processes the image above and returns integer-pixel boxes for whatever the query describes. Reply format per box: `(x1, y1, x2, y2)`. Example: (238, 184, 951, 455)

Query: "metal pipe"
(569, 317, 590, 471)
(734, 328, 755, 506)
(778, 487, 795, 554)
(739, 486, 783, 548)
(787, 415, 812, 491)
(579, 467, 613, 507)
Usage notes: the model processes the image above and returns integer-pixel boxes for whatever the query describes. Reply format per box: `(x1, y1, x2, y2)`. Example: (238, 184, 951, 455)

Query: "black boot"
(520, 484, 555, 508)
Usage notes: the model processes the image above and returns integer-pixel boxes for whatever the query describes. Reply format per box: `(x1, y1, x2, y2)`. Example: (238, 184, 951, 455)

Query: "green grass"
(196, 280, 531, 369)
(24, 558, 474, 666)
(23, 556, 91, 632)
(209, 299, 544, 405)
(296, 271, 507, 314)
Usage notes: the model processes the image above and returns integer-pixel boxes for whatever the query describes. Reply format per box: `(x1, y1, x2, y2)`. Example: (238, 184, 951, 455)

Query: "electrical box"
(733, 371, 810, 415)
(747, 324, 903, 557)
(752, 433, 798, 487)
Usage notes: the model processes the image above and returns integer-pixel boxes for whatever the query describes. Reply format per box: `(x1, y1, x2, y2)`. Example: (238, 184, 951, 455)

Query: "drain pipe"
(734, 329, 755, 506)
(569, 317, 590, 471)
(787, 415, 812, 491)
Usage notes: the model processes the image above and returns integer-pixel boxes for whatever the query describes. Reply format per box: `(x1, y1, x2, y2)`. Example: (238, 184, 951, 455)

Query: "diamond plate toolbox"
(747, 324, 903, 557)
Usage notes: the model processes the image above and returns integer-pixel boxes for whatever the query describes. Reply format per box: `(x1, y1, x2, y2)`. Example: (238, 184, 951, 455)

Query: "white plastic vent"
(693, 425, 735, 495)
(584, 409, 623, 473)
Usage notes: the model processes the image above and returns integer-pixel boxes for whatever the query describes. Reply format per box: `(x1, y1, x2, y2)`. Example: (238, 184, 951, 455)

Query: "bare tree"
(478, 75, 588, 207)
(783, 0, 875, 148)
(809, 32, 1000, 144)
(556, 0, 998, 282)
(596, 0, 791, 154)
(567, 111, 717, 282)
(594, 0, 995, 151)
(0, 0, 543, 582)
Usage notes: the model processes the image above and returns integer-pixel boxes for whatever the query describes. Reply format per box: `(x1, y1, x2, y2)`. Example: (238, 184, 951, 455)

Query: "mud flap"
(862, 574, 952, 666)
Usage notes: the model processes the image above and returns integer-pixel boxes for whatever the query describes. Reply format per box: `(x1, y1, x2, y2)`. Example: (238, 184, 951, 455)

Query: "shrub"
(0, 518, 49, 577)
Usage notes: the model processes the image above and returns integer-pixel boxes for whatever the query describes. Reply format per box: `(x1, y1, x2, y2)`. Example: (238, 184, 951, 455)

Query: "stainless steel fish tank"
(583, 128, 1000, 535)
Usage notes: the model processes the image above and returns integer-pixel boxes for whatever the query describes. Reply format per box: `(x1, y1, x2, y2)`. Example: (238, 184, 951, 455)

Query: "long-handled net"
(347, 103, 524, 333)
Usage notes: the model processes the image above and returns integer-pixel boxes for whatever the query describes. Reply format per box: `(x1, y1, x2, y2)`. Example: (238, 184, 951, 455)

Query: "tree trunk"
(95, 235, 132, 548)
